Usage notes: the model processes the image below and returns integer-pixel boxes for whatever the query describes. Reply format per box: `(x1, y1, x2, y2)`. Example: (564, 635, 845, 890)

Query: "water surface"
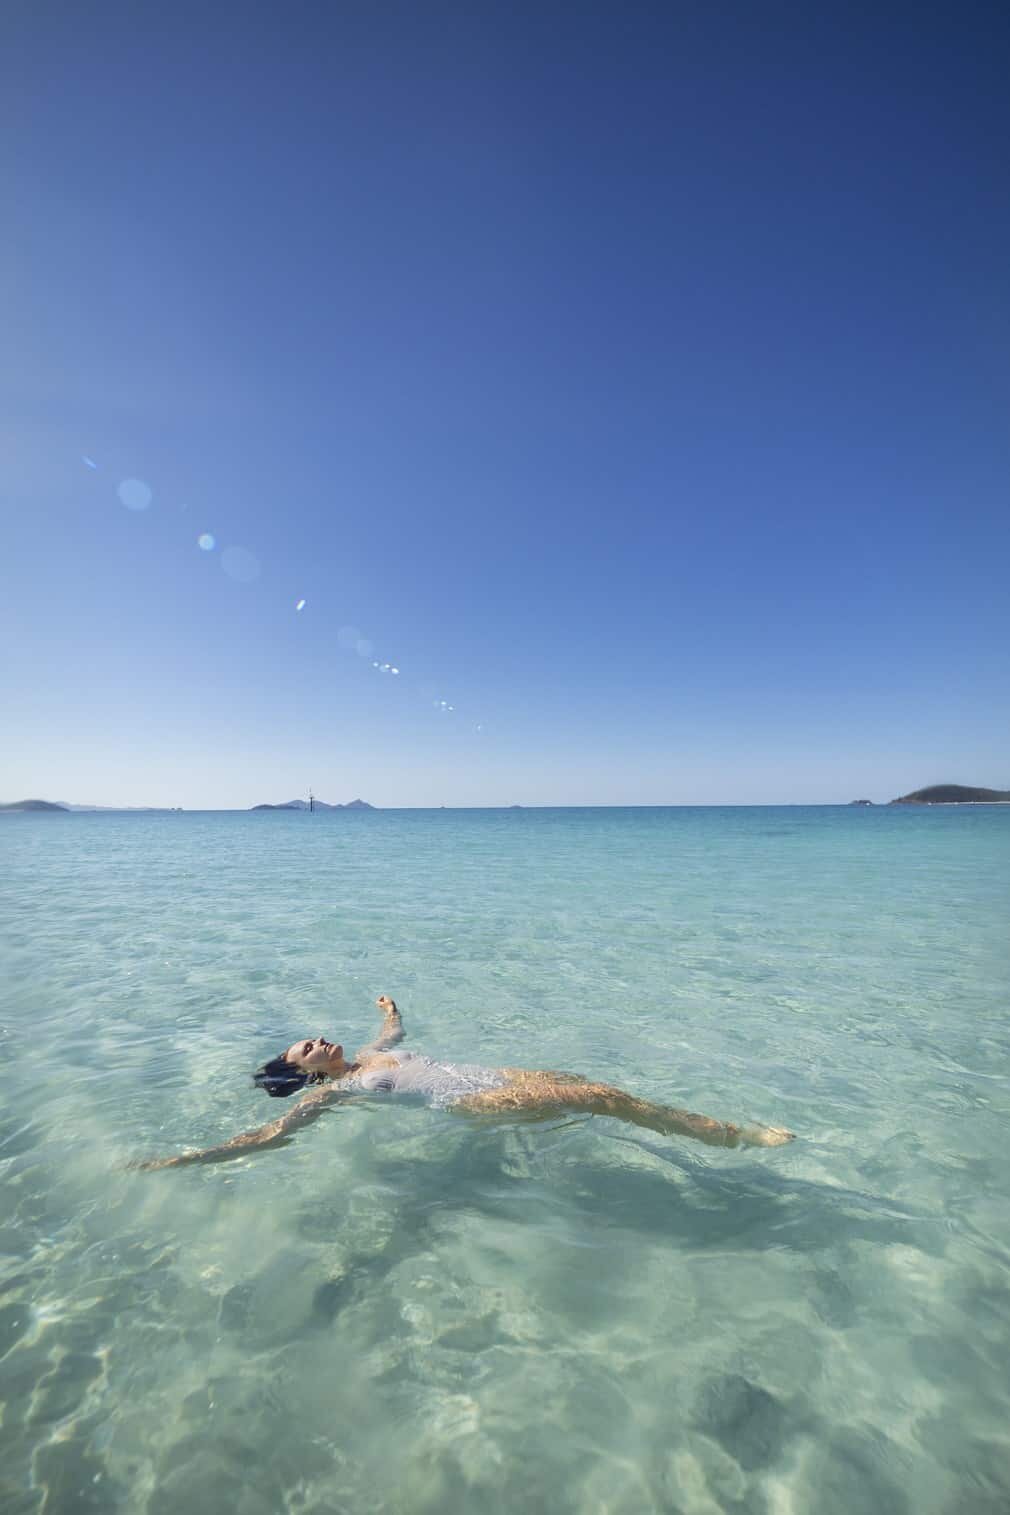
(2, 806, 1008, 1513)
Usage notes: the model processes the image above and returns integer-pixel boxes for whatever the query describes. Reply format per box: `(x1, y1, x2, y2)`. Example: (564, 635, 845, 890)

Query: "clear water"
(1, 806, 1008, 1514)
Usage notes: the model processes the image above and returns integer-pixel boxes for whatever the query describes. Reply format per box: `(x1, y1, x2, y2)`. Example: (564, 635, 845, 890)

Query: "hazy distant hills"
(250, 798, 376, 811)
(0, 799, 180, 812)
(0, 799, 69, 812)
(890, 785, 1010, 804)
(5, 789, 1007, 814)
(56, 803, 175, 812)
(1, 796, 376, 813)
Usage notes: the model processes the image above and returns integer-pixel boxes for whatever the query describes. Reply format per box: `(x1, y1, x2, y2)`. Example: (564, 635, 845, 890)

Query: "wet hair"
(253, 1055, 315, 1099)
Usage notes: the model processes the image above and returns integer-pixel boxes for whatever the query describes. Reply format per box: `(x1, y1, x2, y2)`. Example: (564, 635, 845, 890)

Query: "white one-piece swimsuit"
(343, 1050, 508, 1108)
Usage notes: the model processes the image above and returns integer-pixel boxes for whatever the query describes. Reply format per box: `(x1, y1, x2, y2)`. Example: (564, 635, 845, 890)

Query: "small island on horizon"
(847, 784, 1010, 806)
(889, 785, 1010, 805)
(0, 799, 183, 813)
(250, 798, 376, 811)
(0, 797, 378, 814)
(0, 798, 69, 813)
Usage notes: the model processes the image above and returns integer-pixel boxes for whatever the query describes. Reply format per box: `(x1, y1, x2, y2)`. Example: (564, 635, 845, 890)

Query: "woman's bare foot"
(739, 1123, 796, 1148)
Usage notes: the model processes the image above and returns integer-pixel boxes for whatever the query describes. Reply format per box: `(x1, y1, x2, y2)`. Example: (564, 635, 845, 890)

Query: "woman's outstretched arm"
(134, 1084, 340, 1170)
(353, 995, 404, 1062)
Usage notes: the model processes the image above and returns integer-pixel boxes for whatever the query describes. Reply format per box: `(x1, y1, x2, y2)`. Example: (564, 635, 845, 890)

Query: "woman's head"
(284, 1036, 348, 1075)
(253, 1035, 349, 1098)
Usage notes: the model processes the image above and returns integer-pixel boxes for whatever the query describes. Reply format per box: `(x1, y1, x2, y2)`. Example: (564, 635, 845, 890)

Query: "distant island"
(5, 789, 1008, 814)
(0, 798, 69, 813)
(0, 799, 182, 813)
(2, 795, 377, 813)
(890, 785, 1010, 805)
(56, 802, 182, 813)
(250, 798, 376, 811)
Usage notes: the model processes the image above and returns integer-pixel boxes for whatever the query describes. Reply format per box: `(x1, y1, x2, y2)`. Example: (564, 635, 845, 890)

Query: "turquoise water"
(1, 805, 1008, 1514)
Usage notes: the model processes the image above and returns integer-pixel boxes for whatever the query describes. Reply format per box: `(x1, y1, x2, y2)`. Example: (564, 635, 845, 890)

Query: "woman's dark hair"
(253, 1055, 309, 1099)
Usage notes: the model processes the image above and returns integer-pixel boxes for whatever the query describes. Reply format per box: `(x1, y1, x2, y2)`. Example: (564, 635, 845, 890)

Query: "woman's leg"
(455, 1072, 793, 1148)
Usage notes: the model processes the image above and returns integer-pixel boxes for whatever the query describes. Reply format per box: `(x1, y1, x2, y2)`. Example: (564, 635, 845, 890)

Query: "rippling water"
(1, 805, 1008, 1514)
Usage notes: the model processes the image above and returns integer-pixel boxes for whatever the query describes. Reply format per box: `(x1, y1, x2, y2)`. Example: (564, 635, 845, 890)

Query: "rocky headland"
(890, 785, 1010, 805)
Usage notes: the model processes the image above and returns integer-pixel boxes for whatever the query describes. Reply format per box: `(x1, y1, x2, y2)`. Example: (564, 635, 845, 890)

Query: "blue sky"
(3, 2, 1008, 807)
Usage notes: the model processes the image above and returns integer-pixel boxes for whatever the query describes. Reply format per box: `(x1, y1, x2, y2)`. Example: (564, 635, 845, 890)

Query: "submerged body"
(341, 1048, 510, 1103)
(139, 996, 794, 1169)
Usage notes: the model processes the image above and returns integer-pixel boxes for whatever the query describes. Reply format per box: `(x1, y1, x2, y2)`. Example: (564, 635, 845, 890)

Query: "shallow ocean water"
(1, 805, 1008, 1514)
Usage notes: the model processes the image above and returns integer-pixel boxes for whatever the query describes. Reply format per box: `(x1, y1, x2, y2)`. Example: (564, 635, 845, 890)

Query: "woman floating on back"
(139, 996, 794, 1168)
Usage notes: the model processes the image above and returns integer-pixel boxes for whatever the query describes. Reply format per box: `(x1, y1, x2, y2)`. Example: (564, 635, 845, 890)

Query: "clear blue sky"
(3, 2, 1008, 807)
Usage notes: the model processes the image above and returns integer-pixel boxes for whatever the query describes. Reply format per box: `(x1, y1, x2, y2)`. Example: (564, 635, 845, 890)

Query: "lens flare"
(117, 478, 152, 511)
(102, 449, 469, 738)
(82, 455, 97, 469)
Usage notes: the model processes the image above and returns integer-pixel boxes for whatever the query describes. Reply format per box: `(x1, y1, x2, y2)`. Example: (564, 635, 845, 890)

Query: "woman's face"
(284, 1036, 347, 1075)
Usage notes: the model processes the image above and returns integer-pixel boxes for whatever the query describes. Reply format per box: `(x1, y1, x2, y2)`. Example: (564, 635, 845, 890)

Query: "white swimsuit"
(344, 1050, 507, 1108)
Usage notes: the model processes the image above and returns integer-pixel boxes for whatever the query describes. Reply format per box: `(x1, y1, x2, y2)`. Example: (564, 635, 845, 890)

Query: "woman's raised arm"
(353, 995, 404, 1061)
